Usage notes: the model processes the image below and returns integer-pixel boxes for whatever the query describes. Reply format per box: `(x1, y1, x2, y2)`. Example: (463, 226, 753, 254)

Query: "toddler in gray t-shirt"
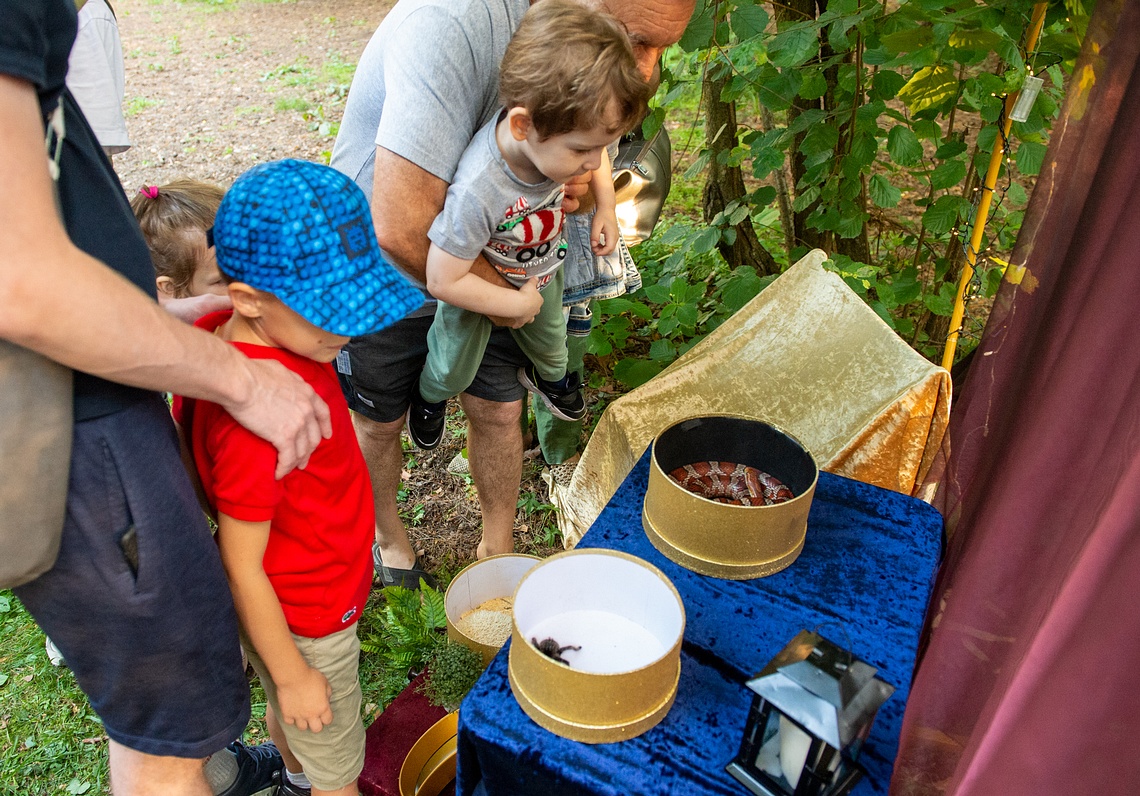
(405, 0, 652, 450)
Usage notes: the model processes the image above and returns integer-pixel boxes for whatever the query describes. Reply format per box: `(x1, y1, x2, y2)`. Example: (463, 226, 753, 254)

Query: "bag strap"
(44, 99, 66, 221)
(614, 124, 666, 175)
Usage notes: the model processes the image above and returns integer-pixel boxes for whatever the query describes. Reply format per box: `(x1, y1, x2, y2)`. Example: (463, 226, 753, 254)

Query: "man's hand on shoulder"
(224, 359, 333, 479)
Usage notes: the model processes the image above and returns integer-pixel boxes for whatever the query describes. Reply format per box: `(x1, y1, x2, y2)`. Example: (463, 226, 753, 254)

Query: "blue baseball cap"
(212, 159, 422, 337)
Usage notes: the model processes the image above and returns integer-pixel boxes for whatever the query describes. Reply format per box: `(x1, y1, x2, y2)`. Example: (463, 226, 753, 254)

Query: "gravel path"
(113, 0, 391, 192)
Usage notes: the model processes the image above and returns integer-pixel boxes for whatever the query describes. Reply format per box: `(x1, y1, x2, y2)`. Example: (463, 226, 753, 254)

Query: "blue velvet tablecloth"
(457, 451, 943, 796)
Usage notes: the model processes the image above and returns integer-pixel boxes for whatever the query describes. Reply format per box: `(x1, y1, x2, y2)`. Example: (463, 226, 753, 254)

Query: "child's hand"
(277, 666, 333, 733)
(561, 173, 592, 214)
(506, 278, 544, 329)
(592, 210, 619, 256)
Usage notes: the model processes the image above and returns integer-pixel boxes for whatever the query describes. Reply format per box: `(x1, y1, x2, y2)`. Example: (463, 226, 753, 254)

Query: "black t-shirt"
(1, 0, 157, 421)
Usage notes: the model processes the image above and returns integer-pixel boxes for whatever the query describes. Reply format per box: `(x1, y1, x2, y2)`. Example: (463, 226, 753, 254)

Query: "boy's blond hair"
(131, 179, 225, 298)
(499, 0, 651, 140)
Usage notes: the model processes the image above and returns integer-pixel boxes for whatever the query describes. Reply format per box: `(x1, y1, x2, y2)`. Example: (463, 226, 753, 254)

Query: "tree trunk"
(759, 105, 796, 260)
(913, 160, 981, 356)
(834, 179, 873, 263)
(776, 0, 825, 254)
(775, 0, 872, 263)
(701, 67, 779, 275)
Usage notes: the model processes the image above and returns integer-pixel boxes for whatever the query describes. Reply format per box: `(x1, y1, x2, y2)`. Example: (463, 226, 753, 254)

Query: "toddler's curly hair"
(499, 0, 652, 140)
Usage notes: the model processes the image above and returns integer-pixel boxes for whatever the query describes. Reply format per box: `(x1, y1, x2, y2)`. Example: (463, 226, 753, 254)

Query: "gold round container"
(642, 415, 819, 580)
(397, 711, 458, 796)
(507, 549, 685, 744)
(445, 554, 541, 666)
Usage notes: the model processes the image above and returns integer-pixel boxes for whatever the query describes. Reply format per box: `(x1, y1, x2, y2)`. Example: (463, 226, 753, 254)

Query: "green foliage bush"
(591, 0, 1089, 381)
(418, 641, 485, 712)
(590, 217, 779, 388)
(359, 585, 487, 712)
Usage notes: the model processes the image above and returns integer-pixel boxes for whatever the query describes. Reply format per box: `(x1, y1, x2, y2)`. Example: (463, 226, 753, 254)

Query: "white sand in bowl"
(457, 597, 513, 647)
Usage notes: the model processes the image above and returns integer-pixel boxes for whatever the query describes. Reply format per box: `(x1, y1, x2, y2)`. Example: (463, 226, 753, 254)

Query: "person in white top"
(67, 0, 130, 157)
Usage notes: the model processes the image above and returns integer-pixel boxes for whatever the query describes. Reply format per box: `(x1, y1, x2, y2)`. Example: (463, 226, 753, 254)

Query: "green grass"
(0, 594, 109, 795)
(320, 52, 355, 91)
(274, 96, 311, 113)
(261, 52, 355, 98)
(257, 49, 356, 148)
(0, 585, 420, 794)
(180, 0, 238, 8)
(261, 56, 315, 89)
(124, 96, 160, 116)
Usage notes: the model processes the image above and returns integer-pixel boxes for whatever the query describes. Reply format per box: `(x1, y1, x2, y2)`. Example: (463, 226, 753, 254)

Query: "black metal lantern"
(726, 630, 895, 796)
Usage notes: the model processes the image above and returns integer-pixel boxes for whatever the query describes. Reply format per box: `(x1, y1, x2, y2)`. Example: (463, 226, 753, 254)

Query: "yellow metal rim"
(397, 711, 459, 796)
(642, 512, 805, 579)
(508, 660, 680, 744)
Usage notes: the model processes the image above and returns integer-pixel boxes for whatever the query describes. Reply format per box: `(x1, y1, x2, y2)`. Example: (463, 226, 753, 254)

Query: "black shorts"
(336, 311, 530, 423)
(14, 397, 250, 758)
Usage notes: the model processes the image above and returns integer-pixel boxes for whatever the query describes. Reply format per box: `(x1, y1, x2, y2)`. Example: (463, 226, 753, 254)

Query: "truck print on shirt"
(486, 184, 567, 289)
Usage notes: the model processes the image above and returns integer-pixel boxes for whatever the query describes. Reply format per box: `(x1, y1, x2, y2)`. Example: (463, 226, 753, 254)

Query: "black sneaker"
(270, 770, 311, 796)
(216, 741, 283, 796)
(518, 366, 586, 421)
(406, 391, 447, 450)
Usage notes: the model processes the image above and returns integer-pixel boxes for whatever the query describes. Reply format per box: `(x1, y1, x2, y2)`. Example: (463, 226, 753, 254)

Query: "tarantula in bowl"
(531, 636, 581, 666)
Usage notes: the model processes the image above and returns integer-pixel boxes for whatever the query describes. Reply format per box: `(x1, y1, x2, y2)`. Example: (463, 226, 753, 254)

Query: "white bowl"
(445, 554, 541, 665)
(508, 549, 685, 743)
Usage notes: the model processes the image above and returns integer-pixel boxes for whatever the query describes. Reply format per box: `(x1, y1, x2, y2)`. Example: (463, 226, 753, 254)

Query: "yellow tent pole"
(941, 2, 1048, 371)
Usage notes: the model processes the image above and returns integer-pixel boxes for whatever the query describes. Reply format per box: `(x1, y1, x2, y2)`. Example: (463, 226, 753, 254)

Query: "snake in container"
(668, 461, 794, 506)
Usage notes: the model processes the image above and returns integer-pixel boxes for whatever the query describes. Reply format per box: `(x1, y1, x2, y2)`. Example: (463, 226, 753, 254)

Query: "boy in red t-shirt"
(178, 159, 422, 796)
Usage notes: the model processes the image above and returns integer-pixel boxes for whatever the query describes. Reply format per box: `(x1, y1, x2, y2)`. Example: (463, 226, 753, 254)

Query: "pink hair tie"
(139, 185, 159, 199)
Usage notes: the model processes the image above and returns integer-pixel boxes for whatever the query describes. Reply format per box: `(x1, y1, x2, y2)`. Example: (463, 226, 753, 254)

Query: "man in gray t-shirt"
(330, 0, 695, 577)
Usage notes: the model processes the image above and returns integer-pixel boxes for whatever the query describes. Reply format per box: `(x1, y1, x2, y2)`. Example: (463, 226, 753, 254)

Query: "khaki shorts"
(244, 624, 365, 791)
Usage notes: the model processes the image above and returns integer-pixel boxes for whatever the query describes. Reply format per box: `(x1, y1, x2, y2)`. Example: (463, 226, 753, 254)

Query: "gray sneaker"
(216, 741, 282, 796)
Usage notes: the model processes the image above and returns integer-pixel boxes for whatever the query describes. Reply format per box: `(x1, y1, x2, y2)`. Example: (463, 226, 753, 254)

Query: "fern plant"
(359, 584, 448, 706)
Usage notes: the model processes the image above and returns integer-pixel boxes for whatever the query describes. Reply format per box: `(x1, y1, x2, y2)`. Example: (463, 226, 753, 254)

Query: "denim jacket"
(561, 212, 642, 307)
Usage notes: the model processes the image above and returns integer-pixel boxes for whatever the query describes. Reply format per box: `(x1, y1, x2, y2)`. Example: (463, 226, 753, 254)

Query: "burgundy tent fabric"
(892, 3, 1140, 794)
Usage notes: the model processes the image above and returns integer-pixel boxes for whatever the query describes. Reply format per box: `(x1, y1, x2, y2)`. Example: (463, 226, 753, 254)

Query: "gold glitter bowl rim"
(642, 414, 819, 580)
(397, 710, 458, 796)
(444, 553, 541, 666)
(507, 548, 685, 744)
